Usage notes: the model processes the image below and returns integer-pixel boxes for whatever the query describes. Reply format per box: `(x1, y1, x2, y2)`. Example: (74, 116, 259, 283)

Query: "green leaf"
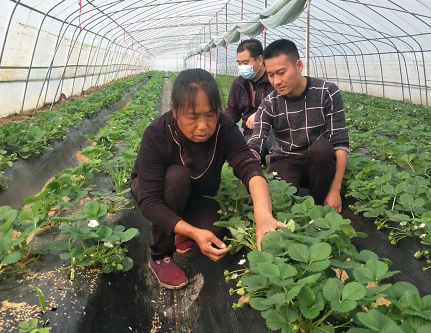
(264, 308, 295, 331)
(357, 309, 405, 333)
(357, 250, 379, 262)
(285, 285, 304, 302)
(121, 257, 134, 272)
(97, 225, 113, 239)
(386, 282, 419, 303)
(18, 321, 30, 329)
(353, 267, 374, 284)
(84, 201, 100, 218)
(278, 263, 297, 280)
(120, 228, 140, 242)
(287, 219, 295, 232)
(242, 274, 268, 292)
(418, 325, 431, 333)
(60, 252, 70, 260)
(330, 299, 357, 313)
(101, 235, 121, 242)
(250, 297, 272, 310)
(298, 285, 315, 306)
(366, 260, 389, 281)
(298, 286, 325, 320)
(0, 206, 18, 231)
(288, 243, 309, 263)
(309, 243, 331, 263)
(342, 282, 366, 301)
(301, 259, 330, 272)
(295, 273, 321, 285)
(313, 326, 335, 333)
(323, 278, 343, 303)
(261, 292, 286, 306)
(2, 251, 22, 264)
(257, 263, 280, 278)
(248, 251, 274, 265)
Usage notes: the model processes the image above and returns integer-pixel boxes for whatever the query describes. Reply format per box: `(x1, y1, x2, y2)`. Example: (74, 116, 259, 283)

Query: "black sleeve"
(224, 123, 264, 191)
(136, 126, 182, 235)
(225, 84, 242, 124)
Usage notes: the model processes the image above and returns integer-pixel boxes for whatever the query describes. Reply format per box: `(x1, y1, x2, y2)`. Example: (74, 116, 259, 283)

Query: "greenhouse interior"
(1, 0, 431, 332)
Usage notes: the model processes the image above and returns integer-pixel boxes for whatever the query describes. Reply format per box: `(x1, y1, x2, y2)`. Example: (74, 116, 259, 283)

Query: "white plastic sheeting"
(0, 0, 431, 117)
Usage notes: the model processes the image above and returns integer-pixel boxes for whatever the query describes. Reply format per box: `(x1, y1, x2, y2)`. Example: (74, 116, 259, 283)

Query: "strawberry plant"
(53, 201, 139, 277)
(215, 167, 431, 332)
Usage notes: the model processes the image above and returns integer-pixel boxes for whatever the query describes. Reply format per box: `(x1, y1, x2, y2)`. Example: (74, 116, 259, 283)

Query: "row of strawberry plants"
(213, 167, 431, 333)
(0, 72, 154, 189)
(342, 93, 431, 267)
(0, 72, 163, 278)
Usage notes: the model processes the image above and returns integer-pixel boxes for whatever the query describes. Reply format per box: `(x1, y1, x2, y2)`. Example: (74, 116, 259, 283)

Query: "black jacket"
(131, 111, 263, 235)
(225, 72, 274, 136)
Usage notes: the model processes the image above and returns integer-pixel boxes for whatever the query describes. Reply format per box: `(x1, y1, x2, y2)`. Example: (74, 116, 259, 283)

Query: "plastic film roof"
(1, 0, 431, 114)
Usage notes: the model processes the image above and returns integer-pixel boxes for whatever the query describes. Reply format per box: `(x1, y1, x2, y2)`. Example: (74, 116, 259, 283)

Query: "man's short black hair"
(237, 39, 263, 60)
(263, 39, 300, 62)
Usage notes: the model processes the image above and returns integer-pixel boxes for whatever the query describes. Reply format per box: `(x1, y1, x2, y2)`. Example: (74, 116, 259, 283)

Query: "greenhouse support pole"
(209, 22, 212, 73)
(205, 36, 207, 71)
(225, 5, 228, 81)
(264, 0, 267, 47)
(305, 0, 310, 76)
(215, 13, 218, 79)
(240, 0, 243, 41)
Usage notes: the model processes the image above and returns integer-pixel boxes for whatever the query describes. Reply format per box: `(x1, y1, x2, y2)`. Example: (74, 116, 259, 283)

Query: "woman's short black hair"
(263, 39, 300, 63)
(237, 39, 263, 60)
(171, 68, 222, 115)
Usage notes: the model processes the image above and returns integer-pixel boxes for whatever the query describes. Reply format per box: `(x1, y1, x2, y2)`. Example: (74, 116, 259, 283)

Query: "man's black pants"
(269, 139, 337, 205)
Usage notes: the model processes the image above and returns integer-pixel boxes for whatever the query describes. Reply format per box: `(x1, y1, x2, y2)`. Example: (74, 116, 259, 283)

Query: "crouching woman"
(130, 69, 284, 290)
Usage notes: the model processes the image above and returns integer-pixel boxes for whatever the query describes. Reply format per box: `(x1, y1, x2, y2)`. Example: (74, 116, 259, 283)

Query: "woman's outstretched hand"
(193, 229, 230, 262)
(255, 213, 287, 251)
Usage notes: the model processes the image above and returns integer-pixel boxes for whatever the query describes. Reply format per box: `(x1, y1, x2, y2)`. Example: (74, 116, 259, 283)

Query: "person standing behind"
(225, 39, 274, 155)
(248, 39, 349, 212)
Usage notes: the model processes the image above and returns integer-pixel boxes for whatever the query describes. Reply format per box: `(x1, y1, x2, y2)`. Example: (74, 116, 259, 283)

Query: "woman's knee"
(164, 165, 191, 202)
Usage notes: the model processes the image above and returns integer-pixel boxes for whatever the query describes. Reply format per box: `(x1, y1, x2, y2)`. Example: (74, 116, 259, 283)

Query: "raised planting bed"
(0, 72, 154, 190)
(0, 73, 165, 332)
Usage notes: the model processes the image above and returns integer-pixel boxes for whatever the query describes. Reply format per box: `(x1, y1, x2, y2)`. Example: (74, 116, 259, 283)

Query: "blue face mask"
(238, 59, 260, 80)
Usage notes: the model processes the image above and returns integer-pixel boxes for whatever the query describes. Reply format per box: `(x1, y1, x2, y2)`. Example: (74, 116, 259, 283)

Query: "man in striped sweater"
(248, 39, 349, 212)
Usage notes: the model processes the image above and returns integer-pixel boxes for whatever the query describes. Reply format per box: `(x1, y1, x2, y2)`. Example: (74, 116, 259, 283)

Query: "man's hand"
(324, 189, 342, 213)
(192, 229, 230, 262)
(255, 214, 287, 251)
(246, 112, 256, 129)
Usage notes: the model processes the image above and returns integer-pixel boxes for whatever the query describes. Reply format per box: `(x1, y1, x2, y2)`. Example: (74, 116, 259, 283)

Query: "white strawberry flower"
(88, 219, 99, 228)
(420, 223, 426, 228)
(238, 259, 246, 265)
(104, 241, 114, 248)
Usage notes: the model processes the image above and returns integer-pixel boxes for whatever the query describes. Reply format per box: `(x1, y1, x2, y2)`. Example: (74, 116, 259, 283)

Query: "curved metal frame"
(1, 0, 431, 114)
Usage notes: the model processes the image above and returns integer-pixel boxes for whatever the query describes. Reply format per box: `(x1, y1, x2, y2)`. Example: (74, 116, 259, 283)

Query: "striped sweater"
(248, 77, 350, 162)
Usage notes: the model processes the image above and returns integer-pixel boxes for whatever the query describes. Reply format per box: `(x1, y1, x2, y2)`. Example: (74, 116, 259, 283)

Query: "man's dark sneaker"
(175, 234, 195, 254)
(148, 257, 188, 290)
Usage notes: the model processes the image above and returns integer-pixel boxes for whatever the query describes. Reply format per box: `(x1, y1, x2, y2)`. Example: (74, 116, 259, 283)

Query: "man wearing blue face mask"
(225, 39, 274, 157)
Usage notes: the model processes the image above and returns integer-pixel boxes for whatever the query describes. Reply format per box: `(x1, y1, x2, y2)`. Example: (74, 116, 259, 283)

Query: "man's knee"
(309, 139, 336, 163)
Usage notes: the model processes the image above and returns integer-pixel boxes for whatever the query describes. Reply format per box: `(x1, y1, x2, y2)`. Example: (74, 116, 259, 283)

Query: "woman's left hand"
(255, 214, 287, 251)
